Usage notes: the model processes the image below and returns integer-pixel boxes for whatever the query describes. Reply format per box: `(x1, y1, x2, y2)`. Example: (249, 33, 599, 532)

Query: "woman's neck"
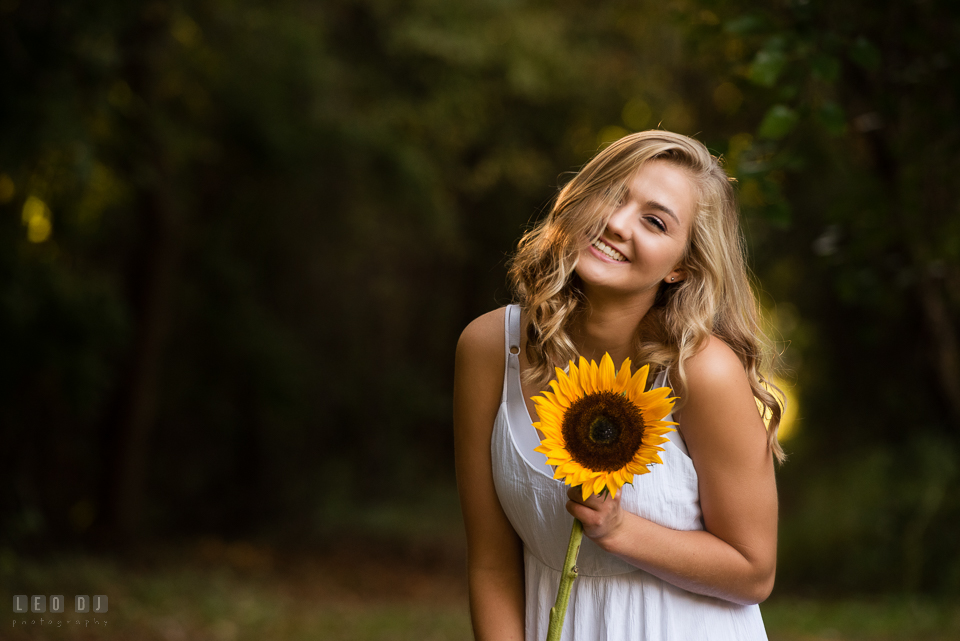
(572, 294, 654, 366)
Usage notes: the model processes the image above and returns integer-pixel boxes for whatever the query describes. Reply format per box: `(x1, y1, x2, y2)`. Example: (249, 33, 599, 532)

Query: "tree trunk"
(96, 9, 180, 543)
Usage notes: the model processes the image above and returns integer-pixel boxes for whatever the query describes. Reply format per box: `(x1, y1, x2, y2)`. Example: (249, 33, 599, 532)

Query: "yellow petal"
(576, 357, 593, 394)
(615, 357, 632, 391)
(546, 381, 571, 407)
(565, 461, 587, 475)
(567, 360, 586, 395)
(638, 387, 673, 404)
(540, 389, 570, 410)
(646, 423, 676, 433)
(567, 360, 581, 386)
(537, 423, 562, 438)
(587, 357, 601, 392)
(554, 370, 578, 405)
(642, 402, 676, 422)
(533, 401, 565, 422)
(593, 475, 607, 496)
(570, 467, 587, 485)
(635, 451, 663, 466)
(610, 472, 624, 491)
(610, 474, 627, 497)
(599, 353, 616, 391)
(582, 483, 593, 501)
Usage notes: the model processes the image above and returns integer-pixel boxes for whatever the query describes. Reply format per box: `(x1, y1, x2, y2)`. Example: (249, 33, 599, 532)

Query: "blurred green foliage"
(3, 548, 960, 640)
(1, 0, 958, 597)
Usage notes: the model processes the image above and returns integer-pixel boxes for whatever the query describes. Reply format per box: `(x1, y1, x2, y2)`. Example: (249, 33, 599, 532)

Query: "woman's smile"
(590, 238, 629, 262)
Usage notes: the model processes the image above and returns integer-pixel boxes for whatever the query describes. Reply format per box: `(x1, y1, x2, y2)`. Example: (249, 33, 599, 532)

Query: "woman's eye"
(646, 216, 666, 232)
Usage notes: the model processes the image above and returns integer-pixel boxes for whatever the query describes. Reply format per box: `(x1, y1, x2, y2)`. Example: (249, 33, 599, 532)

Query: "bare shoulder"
(676, 334, 765, 447)
(683, 335, 750, 392)
(455, 307, 507, 407)
(457, 307, 506, 362)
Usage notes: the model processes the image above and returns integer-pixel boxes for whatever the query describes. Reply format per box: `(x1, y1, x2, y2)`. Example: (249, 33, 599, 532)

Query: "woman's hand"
(566, 485, 626, 543)
(562, 335, 778, 606)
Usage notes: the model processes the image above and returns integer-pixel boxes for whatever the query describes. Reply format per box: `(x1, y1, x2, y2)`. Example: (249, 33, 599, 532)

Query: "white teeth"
(593, 239, 627, 262)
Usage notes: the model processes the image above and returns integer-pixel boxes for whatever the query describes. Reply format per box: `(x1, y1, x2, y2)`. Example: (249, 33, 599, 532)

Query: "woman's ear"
(665, 268, 686, 284)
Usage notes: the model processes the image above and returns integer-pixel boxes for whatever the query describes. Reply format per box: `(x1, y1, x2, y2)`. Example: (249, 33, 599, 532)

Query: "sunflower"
(533, 353, 678, 501)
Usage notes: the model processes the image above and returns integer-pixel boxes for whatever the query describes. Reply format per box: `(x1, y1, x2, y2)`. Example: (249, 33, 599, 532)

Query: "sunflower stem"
(546, 518, 583, 641)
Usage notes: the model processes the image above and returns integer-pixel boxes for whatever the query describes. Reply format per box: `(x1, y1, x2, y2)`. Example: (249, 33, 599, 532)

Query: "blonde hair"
(508, 130, 785, 462)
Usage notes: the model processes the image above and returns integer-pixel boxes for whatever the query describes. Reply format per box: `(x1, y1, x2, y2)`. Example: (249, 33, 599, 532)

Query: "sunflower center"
(561, 390, 646, 473)
(589, 416, 619, 444)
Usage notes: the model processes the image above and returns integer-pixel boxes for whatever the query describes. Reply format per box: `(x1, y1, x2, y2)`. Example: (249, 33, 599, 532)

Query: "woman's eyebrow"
(644, 200, 681, 226)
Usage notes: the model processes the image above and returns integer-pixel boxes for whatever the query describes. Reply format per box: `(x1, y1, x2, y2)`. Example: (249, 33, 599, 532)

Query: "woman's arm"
(565, 335, 778, 605)
(454, 309, 526, 639)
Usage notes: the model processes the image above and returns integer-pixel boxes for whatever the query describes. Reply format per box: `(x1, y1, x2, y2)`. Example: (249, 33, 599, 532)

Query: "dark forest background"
(2, 0, 959, 600)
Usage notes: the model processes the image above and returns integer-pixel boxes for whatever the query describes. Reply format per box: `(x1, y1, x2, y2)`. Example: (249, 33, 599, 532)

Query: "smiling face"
(574, 159, 698, 304)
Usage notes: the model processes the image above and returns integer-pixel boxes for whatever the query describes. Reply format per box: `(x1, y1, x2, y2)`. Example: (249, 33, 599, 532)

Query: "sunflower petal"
(635, 451, 663, 466)
(599, 353, 616, 390)
(539, 389, 570, 410)
(625, 364, 651, 399)
(533, 399, 565, 422)
(615, 357, 632, 391)
(642, 401, 676, 422)
(638, 387, 674, 405)
(573, 467, 590, 485)
(575, 357, 592, 394)
(554, 370, 579, 406)
(587, 358, 601, 392)
(582, 483, 593, 501)
(593, 475, 607, 496)
(566, 361, 583, 395)
(568, 360, 586, 396)
(611, 472, 625, 491)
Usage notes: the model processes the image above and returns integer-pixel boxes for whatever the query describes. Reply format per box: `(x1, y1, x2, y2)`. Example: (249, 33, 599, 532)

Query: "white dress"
(491, 305, 768, 641)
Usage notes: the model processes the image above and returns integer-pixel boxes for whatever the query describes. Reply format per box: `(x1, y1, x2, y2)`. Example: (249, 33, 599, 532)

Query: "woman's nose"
(605, 205, 633, 240)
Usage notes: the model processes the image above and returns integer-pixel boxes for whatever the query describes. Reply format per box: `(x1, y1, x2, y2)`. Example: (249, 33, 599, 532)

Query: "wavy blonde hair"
(508, 130, 785, 462)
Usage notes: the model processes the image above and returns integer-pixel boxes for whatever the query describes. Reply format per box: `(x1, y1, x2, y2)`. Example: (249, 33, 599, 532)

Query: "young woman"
(454, 131, 784, 640)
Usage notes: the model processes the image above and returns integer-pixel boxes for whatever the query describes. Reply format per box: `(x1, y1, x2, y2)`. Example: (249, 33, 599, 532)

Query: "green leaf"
(810, 54, 841, 83)
(850, 37, 881, 71)
(749, 49, 787, 87)
(758, 104, 799, 139)
(724, 14, 766, 35)
(816, 101, 847, 136)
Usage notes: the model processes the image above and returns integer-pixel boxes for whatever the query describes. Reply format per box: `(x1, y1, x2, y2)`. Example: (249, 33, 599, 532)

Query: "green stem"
(546, 518, 583, 641)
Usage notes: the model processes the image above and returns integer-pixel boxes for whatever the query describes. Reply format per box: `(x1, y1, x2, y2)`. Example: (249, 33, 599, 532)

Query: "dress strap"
(651, 366, 671, 391)
(502, 304, 551, 474)
(502, 304, 521, 403)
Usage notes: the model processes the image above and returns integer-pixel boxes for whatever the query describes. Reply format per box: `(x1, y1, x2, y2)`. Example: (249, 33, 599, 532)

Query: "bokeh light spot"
(22, 195, 52, 243)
